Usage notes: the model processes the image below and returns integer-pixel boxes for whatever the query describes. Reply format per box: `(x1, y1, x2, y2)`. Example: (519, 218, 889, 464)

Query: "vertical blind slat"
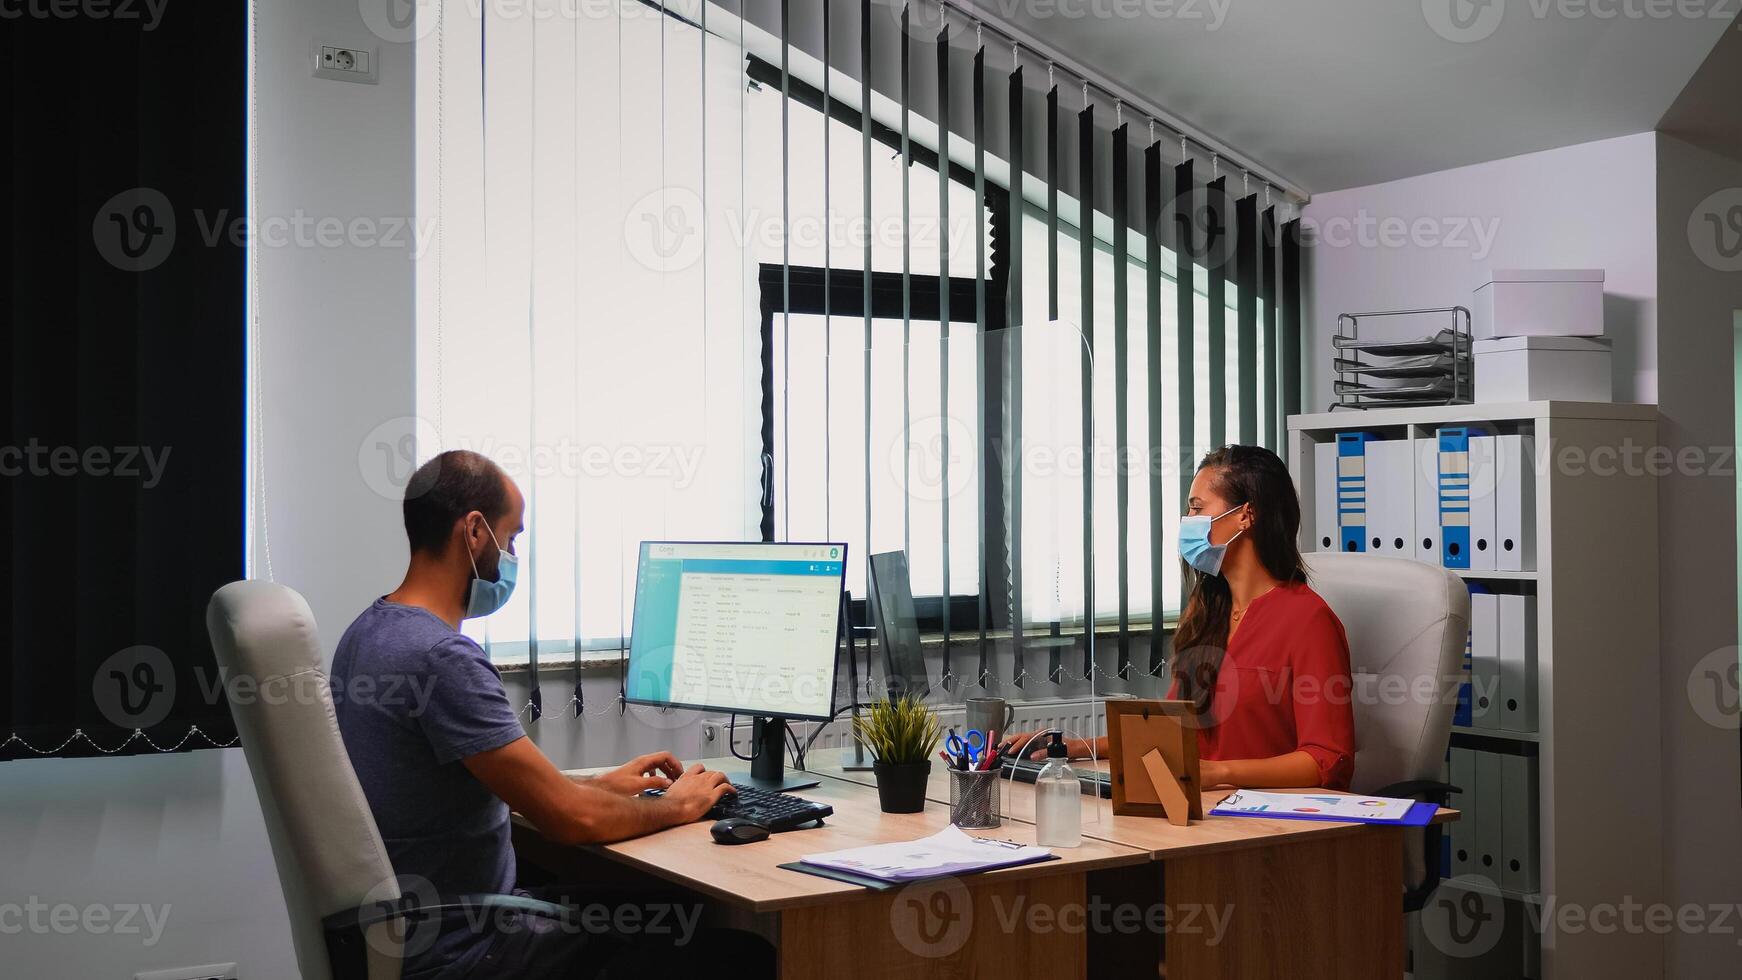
(1007, 64, 1025, 684)
(1077, 102, 1095, 681)
(1236, 192, 1257, 446)
(1144, 138, 1165, 676)
(935, 25, 953, 686)
(972, 43, 990, 684)
(822, 0, 833, 538)
(778, 0, 791, 545)
(1262, 204, 1278, 450)
(1282, 217, 1303, 420)
(900, 3, 912, 555)
(860, 0, 873, 646)
(1172, 159, 1194, 610)
(1044, 81, 1062, 683)
(1111, 122, 1130, 677)
(1206, 175, 1227, 450)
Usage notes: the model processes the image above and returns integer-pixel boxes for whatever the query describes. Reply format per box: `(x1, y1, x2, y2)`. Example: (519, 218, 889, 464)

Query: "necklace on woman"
(1231, 584, 1280, 626)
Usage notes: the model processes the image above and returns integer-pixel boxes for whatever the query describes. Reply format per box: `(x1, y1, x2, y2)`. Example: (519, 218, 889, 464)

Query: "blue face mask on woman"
(1178, 505, 1245, 577)
(465, 518, 518, 618)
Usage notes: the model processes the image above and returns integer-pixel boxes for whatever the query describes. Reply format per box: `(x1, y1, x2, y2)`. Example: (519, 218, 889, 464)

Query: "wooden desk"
(514, 761, 1151, 978)
(811, 749, 1459, 979)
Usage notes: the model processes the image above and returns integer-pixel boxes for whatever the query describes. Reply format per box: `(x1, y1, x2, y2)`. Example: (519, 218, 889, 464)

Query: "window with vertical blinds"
(420, 0, 1304, 706)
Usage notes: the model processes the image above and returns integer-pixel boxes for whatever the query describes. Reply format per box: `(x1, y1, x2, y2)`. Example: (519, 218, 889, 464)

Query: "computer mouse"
(710, 817, 770, 845)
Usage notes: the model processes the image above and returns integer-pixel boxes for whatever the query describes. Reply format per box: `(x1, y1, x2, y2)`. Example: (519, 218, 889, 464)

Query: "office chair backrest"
(1302, 554, 1469, 898)
(1302, 553, 1470, 795)
(207, 581, 403, 980)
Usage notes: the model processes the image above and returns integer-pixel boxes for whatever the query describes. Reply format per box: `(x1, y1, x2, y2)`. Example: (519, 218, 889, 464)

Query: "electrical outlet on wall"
(133, 965, 238, 980)
(312, 41, 378, 84)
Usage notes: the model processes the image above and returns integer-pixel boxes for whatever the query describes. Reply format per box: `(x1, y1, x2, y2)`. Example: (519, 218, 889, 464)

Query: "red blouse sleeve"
(1292, 605, 1358, 790)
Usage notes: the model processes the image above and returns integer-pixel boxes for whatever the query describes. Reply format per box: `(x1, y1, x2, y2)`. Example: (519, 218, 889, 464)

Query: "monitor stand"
(721, 717, 821, 793)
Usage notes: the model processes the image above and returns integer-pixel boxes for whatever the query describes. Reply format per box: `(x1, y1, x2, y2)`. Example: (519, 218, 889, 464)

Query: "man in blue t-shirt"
(332, 449, 765, 979)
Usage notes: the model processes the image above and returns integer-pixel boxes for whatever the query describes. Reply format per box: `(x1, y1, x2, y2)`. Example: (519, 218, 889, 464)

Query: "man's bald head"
(402, 450, 513, 555)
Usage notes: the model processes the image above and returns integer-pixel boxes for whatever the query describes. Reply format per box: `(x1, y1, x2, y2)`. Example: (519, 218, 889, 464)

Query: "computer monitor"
(624, 541, 846, 792)
(867, 550, 930, 701)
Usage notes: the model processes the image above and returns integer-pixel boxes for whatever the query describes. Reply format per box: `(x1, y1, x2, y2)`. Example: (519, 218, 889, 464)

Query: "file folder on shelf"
(1469, 435, 1499, 571)
(1495, 433, 1536, 571)
(1498, 593, 1538, 732)
(1501, 753, 1541, 894)
(1470, 593, 1501, 729)
(1453, 586, 1479, 728)
(1336, 432, 1378, 552)
(1438, 428, 1472, 568)
(1449, 747, 1476, 879)
(1364, 439, 1414, 558)
(1416, 437, 1441, 564)
(1314, 441, 1338, 552)
(1475, 750, 1505, 879)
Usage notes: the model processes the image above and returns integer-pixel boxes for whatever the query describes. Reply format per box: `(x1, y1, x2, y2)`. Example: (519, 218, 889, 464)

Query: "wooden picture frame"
(1106, 699, 1203, 825)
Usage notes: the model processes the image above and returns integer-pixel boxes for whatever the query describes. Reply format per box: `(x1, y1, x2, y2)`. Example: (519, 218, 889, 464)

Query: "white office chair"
(206, 581, 573, 980)
(1302, 552, 1471, 910)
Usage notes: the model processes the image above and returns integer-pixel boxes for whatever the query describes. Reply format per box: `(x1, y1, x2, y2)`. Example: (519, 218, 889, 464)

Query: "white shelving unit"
(1288, 401, 1662, 980)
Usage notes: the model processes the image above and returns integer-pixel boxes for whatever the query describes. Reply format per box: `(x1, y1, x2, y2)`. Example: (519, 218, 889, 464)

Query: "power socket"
(312, 41, 378, 85)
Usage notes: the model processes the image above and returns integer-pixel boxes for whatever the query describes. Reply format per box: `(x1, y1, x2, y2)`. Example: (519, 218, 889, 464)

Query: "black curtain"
(2, 9, 245, 760)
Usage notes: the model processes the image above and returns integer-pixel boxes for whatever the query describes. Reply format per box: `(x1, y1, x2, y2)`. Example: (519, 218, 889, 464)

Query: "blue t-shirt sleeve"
(417, 635, 526, 765)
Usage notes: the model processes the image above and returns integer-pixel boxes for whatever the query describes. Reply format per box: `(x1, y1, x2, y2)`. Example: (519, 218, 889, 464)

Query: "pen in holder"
(948, 765, 1002, 830)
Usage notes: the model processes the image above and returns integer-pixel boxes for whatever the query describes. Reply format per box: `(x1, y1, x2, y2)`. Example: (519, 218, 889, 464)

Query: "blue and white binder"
(1336, 432, 1378, 552)
(1438, 427, 1472, 568)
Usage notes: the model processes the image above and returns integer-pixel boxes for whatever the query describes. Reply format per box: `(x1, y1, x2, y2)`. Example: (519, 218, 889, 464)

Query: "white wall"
(1651, 134, 1742, 980)
(1304, 130, 1742, 979)
(1302, 133, 1659, 411)
(0, 1, 416, 978)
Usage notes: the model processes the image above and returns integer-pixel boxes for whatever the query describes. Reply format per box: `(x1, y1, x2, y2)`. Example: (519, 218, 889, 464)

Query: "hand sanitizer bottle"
(1034, 731, 1082, 847)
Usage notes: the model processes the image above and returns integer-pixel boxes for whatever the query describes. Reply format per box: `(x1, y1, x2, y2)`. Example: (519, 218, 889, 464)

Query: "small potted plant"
(852, 695, 940, 813)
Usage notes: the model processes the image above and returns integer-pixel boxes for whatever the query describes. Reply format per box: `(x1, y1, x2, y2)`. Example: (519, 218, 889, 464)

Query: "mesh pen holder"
(948, 766, 1003, 829)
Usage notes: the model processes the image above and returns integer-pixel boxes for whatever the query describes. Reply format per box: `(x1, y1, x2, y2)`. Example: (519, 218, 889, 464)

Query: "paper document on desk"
(1211, 790, 1436, 826)
(798, 825, 1054, 883)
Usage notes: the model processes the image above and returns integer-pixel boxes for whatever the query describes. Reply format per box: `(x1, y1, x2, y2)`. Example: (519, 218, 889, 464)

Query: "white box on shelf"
(1475, 335, 1613, 404)
(1473, 268, 1604, 340)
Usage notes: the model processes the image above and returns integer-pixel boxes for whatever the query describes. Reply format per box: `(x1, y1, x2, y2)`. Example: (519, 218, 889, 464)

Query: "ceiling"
(982, 0, 1736, 193)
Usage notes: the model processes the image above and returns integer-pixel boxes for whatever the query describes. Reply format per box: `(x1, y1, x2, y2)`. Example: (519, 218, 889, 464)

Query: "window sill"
(491, 619, 1178, 675)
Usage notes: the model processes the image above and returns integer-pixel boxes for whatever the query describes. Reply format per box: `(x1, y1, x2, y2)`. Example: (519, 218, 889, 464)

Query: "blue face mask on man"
(1178, 505, 1246, 577)
(465, 517, 518, 619)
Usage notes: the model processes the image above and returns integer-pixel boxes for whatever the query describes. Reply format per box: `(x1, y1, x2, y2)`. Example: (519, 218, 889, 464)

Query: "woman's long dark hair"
(1172, 445, 1309, 715)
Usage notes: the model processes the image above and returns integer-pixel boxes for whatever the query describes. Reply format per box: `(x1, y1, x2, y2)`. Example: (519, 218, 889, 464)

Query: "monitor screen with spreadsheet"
(624, 541, 846, 721)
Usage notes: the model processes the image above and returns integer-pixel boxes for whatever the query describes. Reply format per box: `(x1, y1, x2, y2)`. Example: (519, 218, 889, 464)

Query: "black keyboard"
(1004, 758, 1114, 799)
(643, 783, 834, 832)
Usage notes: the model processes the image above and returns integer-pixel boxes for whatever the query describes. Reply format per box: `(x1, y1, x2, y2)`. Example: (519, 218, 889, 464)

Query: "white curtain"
(421, 1, 760, 661)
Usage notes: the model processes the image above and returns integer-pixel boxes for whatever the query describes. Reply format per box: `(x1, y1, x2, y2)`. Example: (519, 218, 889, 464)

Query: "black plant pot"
(872, 759, 932, 813)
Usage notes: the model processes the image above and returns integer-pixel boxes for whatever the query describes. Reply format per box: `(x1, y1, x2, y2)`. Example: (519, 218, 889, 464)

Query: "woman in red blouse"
(1010, 445, 1358, 791)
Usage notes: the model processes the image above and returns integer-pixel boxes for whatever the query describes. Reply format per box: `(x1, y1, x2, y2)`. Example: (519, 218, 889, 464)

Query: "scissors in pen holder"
(945, 728, 987, 770)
